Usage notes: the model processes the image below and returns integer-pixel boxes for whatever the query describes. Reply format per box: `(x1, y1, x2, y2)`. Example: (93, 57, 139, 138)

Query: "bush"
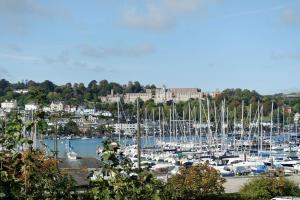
(239, 176, 300, 200)
(166, 163, 225, 200)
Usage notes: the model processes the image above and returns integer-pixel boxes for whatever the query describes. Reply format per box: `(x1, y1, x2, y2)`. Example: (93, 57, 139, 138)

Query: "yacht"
(67, 151, 78, 160)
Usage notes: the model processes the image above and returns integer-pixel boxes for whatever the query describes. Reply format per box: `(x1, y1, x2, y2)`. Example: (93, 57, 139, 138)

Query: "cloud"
(223, 5, 284, 19)
(0, 52, 40, 61)
(3, 44, 23, 52)
(0, 0, 69, 33)
(0, 66, 11, 77)
(72, 61, 115, 73)
(80, 43, 154, 58)
(43, 50, 70, 65)
(281, 7, 300, 25)
(271, 51, 300, 60)
(120, 0, 202, 31)
(40, 50, 116, 73)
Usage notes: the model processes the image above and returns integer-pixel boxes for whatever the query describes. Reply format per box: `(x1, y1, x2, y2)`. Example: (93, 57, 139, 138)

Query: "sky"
(0, 0, 300, 94)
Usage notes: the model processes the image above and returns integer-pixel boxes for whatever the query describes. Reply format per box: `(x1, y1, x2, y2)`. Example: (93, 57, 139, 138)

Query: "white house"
(14, 89, 29, 94)
(101, 111, 112, 117)
(1, 100, 17, 112)
(25, 103, 38, 111)
(294, 113, 300, 123)
(43, 106, 51, 112)
(113, 123, 137, 135)
(64, 105, 77, 113)
(50, 102, 64, 112)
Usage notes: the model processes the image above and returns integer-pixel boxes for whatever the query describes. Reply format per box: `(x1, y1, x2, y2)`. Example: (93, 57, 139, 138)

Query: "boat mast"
(175, 106, 178, 144)
(159, 107, 161, 145)
(162, 108, 165, 146)
(260, 105, 264, 152)
(249, 104, 252, 137)
(189, 103, 191, 144)
(172, 102, 175, 143)
(214, 101, 217, 144)
(221, 99, 225, 151)
(183, 110, 186, 143)
(282, 106, 285, 143)
(199, 99, 202, 150)
(144, 108, 148, 147)
(270, 101, 274, 154)
(117, 99, 121, 144)
(136, 99, 141, 171)
(234, 107, 236, 152)
(152, 108, 155, 145)
(169, 108, 172, 143)
(277, 107, 280, 135)
(226, 106, 229, 149)
(207, 98, 212, 148)
(241, 100, 244, 138)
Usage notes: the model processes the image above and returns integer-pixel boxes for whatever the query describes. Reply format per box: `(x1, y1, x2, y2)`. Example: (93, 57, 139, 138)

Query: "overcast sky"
(0, 0, 300, 94)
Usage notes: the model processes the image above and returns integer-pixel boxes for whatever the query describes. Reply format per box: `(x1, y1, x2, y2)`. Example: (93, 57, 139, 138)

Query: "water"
(43, 136, 161, 158)
(43, 138, 103, 158)
(42, 132, 300, 158)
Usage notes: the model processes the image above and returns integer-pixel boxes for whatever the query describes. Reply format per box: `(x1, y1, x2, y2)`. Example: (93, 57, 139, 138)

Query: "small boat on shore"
(67, 151, 78, 160)
(65, 140, 78, 160)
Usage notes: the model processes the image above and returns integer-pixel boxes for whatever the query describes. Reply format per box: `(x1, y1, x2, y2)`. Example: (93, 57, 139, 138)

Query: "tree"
(239, 176, 300, 200)
(28, 87, 47, 106)
(0, 114, 76, 199)
(293, 103, 300, 113)
(40, 80, 56, 93)
(89, 138, 166, 200)
(166, 163, 225, 200)
(62, 121, 80, 135)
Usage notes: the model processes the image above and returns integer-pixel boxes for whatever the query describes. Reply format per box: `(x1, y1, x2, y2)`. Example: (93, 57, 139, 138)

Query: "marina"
(38, 98, 300, 180)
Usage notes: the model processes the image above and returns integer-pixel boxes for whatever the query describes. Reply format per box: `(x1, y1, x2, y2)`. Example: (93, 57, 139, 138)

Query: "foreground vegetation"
(1, 113, 300, 199)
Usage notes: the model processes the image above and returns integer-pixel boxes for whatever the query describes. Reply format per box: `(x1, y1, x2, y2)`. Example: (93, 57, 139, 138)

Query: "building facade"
(100, 87, 206, 104)
(50, 102, 64, 112)
(1, 100, 17, 112)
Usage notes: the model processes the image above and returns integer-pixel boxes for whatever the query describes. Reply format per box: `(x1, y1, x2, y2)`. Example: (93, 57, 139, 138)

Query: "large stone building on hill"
(100, 87, 208, 104)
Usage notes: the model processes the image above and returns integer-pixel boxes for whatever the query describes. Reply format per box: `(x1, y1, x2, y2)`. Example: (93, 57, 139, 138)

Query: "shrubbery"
(165, 163, 225, 200)
(239, 176, 300, 200)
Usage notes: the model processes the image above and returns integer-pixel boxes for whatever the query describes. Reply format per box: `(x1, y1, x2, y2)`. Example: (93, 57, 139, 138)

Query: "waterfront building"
(25, 103, 38, 111)
(1, 100, 17, 112)
(113, 123, 137, 134)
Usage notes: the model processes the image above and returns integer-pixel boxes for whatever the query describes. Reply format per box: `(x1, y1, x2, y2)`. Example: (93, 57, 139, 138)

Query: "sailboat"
(65, 140, 78, 160)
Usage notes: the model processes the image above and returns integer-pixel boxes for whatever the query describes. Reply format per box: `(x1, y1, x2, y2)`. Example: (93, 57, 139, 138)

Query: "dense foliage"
(0, 79, 145, 106)
(166, 163, 225, 200)
(239, 176, 300, 200)
(0, 115, 76, 200)
(2, 116, 300, 200)
(87, 139, 166, 200)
